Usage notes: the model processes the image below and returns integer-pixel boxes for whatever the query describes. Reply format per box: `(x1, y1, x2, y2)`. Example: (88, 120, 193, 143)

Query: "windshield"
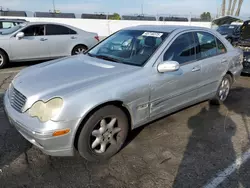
(217, 25, 238, 34)
(0, 24, 25, 35)
(88, 30, 168, 66)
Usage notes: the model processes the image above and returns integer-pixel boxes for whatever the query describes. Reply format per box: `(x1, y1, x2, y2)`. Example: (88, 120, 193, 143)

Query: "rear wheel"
(71, 45, 88, 55)
(210, 74, 232, 105)
(77, 105, 129, 162)
(0, 50, 9, 69)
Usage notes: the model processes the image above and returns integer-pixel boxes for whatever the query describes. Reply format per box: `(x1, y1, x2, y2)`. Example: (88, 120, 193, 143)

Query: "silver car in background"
(0, 22, 99, 68)
(4, 25, 243, 162)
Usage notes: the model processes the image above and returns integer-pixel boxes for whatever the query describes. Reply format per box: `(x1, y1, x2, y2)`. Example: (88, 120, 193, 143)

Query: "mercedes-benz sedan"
(4, 25, 243, 161)
(0, 21, 99, 68)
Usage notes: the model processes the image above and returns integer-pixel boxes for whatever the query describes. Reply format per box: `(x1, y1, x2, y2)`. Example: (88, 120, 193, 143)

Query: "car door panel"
(194, 32, 228, 98)
(9, 24, 50, 61)
(45, 24, 77, 57)
(150, 32, 201, 118)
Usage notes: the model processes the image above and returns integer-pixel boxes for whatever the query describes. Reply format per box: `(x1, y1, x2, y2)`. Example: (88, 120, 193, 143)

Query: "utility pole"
(235, 0, 244, 16)
(141, 0, 144, 16)
(221, 0, 226, 16)
(52, 0, 56, 13)
(231, 0, 238, 15)
(227, 0, 233, 15)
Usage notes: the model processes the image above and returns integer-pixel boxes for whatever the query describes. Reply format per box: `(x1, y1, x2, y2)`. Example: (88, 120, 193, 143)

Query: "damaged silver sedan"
(4, 25, 243, 161)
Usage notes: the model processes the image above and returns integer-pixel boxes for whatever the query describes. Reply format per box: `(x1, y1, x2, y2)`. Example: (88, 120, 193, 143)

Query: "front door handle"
(221, 59, 227, 64)
(40, 38, 48, 41)
(192, 66, 201, 72)
(71, 36, 77, 39)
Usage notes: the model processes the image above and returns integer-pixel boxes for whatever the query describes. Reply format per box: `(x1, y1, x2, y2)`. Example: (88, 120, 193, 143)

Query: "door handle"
(221, 59, 227, 64)
(192, 66, 201, 72)
(40, 38, 48, 41)
(71, 36, 77, 39)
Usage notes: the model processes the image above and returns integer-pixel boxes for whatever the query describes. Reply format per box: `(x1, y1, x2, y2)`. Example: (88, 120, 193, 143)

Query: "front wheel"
(77, 105, 129, 162)
(210, 74, 232, 105)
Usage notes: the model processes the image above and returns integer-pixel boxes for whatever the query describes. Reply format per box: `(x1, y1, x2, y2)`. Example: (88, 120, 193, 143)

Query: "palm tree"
(222, 0, 226, 16)
(227, 0, 233, 15)
(231, 0, 238, 15)
(235, 0, 244, 16)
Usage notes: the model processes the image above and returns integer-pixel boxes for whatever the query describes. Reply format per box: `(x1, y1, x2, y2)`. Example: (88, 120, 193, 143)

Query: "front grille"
(9, 85, 27, 113)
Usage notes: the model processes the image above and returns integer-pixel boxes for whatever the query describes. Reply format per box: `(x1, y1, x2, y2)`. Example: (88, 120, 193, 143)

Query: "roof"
(0, 18, 27, 22)
(212, 16, 250, 26)
(123, 25, 207, 33)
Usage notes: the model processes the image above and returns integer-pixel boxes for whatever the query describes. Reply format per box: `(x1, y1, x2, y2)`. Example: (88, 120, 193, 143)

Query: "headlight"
(28, 98, 63, 122)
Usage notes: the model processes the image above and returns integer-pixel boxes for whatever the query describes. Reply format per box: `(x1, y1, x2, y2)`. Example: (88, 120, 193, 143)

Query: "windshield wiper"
(94, 54, 122, 63)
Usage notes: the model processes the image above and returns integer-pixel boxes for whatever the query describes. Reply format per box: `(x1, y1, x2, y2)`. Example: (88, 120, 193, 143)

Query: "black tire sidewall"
(77, 105, 129, 162)
(72, 45, 87, 55)
(0, 50, 8, 69)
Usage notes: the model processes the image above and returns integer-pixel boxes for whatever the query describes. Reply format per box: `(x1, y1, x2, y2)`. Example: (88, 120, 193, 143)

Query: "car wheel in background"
(71, 45, 88, 55)
(0, 50, 9, 69)
(77, 105, 129, 162)
(210, 74, 232, 105)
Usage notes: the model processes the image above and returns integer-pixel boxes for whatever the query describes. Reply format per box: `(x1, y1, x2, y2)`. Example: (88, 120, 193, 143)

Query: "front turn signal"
(52, 129, 70, 137)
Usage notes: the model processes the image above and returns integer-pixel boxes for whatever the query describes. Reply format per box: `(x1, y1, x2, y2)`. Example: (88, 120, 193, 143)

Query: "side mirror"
(157, 61, 180, 73)
(16, 32, 24, 40)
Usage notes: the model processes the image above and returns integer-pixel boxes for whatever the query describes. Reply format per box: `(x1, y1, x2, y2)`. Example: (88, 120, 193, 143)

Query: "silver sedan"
(4, 25, 243, 161)
(0, 22, 99, 68)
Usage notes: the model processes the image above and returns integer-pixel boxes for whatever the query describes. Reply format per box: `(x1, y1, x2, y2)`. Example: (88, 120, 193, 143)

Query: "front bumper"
(3, 91, 80, 156)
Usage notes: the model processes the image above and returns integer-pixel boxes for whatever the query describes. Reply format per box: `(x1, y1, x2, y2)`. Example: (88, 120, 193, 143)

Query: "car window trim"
(19, 24, 45, 37)
(194, 31, 227, 62)
(156, 30, 198, 67)
(45, 24, 76, 36)
(155, 29, 230, 68)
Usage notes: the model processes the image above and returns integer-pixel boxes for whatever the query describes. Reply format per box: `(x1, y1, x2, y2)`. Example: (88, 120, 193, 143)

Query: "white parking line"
(203, 149, 250, 188)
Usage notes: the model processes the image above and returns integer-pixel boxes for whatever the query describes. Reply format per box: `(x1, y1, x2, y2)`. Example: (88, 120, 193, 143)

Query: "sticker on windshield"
(142, 32, 163, 37)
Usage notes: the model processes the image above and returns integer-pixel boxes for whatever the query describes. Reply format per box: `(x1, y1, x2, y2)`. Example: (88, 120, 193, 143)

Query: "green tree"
(109, 13, 121, 20)
(200, 12, 212, 21)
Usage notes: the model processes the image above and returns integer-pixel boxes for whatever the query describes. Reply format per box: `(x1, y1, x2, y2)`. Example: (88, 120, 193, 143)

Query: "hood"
(12, 55, 139, 99)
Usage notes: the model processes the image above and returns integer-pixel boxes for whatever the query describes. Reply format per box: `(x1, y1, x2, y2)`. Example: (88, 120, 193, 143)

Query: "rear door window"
(216, 38, 227, 54)
(163, 32, 196, 64)
(46, 24, 76, 35)
(195, 32, 217, 59)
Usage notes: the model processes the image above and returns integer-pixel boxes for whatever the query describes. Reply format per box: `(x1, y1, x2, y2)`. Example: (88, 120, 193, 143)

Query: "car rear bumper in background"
(242, 52, 250, 74)
(3, 91, 80, 157)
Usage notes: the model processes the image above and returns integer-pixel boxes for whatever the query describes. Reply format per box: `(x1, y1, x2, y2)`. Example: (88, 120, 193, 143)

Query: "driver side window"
(22, 25, 45, 37)
(163, 32, 196, 64)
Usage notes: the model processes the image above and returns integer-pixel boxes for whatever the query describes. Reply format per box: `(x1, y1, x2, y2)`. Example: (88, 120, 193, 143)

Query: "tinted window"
(216, 38, 227, 54)
(164, 32, 196, 64)
(46, 24, 76, 35)
(22, 25, 45, 36)
(196, 32, 217, 59)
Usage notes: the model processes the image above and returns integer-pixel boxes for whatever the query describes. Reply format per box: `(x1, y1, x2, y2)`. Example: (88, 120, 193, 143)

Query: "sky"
(1, 0, 250, 17)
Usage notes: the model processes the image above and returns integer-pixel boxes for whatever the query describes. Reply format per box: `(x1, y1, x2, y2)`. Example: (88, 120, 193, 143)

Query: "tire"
(210, 74, 232, 105)
(0, 50, 9, 69)
(77, 105, 129, 162)
(71, 45, 88, 55)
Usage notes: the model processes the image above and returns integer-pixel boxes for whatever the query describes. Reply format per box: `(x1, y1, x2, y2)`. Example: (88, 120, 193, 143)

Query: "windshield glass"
(217, 25, 237, 34)
(0, 24, 25, 35)
(88, 30, 168, 66)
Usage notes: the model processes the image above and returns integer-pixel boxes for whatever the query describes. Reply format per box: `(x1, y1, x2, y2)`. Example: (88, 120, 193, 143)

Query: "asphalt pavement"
(0, 62, 250, 188)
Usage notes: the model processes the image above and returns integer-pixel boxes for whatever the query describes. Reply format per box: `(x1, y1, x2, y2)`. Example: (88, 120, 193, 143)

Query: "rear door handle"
(192, 66, 201, 72)
(71, 36, 77, 39)
(40, 38, 48, 41)
(221, 59, 227, 64)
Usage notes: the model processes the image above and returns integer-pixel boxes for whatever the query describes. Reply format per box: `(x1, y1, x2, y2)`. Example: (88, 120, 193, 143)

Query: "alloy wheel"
(219, 77, 230, 101)
(90, 117, 121, 154)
